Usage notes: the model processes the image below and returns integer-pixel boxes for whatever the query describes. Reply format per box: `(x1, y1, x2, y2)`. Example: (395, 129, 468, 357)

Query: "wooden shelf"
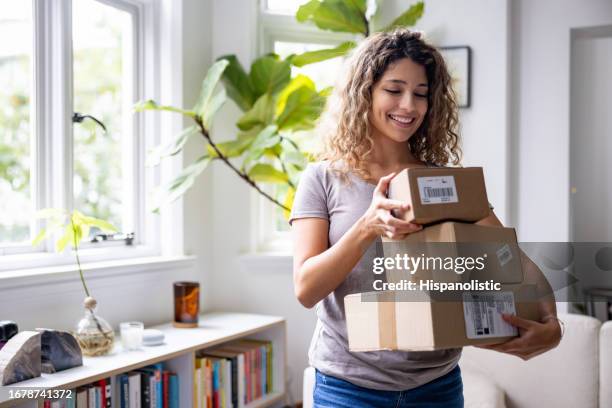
(0, 312, 287, 408)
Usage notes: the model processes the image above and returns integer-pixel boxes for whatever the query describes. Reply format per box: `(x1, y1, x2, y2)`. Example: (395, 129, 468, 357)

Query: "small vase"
(74, 297, 115, 356)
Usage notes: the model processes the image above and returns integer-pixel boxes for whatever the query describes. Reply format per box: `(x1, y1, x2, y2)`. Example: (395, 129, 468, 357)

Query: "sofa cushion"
(461, 367, 506, 408)
(460, 313, 600, 408)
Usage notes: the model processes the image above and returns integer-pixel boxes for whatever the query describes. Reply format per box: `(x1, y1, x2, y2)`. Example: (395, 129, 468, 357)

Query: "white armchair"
(303, 313, 612, 408)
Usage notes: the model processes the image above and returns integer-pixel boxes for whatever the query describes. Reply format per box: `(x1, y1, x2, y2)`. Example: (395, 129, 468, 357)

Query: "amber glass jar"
(173, 281, 200, 328)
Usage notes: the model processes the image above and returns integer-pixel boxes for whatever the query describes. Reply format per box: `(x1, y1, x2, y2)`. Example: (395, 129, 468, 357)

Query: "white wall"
(511, 0, 612, 241)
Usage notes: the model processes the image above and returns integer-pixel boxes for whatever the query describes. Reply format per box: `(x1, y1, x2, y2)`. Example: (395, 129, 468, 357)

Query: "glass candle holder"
(120, 322, 144, 350)
(173, 281, 200, 328)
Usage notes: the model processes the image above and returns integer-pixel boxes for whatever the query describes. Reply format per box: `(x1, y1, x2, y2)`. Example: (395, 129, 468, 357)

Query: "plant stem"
(71, 217, 110, 340)
(194, 117, 291, 212)
(71, 218, 90, 298)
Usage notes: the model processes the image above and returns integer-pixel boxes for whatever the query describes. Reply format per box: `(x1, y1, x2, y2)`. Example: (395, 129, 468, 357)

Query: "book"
(76, 387, 88, 408)
(128, 371, 142, 408)
(119, 374, 129, 408)
(162, 371, 171, 408)
(88, 386, 96, 408)
(140, 370, 152, 408)
(194, 365, 202, 408)
(169, 373, 179, 408)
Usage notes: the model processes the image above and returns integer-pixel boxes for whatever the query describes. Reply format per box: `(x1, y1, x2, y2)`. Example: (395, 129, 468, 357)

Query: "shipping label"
(417, 176, 459, 204)
(463, 291, 517, 339)
(496, 244, 513, 267)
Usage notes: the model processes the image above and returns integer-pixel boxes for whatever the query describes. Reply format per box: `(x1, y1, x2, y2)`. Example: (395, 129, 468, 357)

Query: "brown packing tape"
(377, 296, 397, 349)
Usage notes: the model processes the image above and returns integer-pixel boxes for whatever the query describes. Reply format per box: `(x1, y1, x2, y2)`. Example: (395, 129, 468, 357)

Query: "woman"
(289, 29, 561, 407)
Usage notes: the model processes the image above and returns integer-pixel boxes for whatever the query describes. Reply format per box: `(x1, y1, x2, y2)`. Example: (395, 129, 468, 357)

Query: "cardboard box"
(345, 285, 540, 351)
(382, 222, 524, 285)
(345, 222, 538, 351)
(389, 167, 490, 224)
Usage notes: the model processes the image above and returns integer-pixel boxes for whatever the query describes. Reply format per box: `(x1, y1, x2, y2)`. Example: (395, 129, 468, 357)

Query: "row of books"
(42, 364, 180, 408)
(194, 339, 273, 408)
(43, 378, 111, 408)
(117, 363, 179, 408)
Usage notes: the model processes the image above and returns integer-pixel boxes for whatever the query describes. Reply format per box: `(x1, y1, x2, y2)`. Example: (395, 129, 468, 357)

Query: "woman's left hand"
(476, 314, 562, 360)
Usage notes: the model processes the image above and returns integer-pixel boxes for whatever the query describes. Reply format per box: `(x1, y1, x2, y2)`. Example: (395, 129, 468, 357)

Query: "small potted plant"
(33, 209, 117, 356)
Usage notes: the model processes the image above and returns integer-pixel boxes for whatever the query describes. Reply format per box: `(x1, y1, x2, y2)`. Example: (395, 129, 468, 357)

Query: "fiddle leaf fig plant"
(139, 1, 425, 214)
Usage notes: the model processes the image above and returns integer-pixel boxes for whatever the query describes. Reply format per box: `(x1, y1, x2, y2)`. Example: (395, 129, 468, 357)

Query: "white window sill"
(0, 255, 196, 292)
(238, 252, 292, 273)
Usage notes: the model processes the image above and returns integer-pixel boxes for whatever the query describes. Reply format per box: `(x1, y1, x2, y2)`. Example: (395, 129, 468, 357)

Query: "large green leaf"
(275, 75, 316, 117)
(281, 149, 308, 170)
(194, 59, 229, 120)
(202, 88, 227, 130)
(250, 125, 280, 151)
(291, 41, 356, 67)
(296, 0, 320, 22)
(237, 94, 275, 131)
(134, 100, 196, 117)
(155, 156, 211, 211)
(147, 126, 198, 167)
(311, 1, 367, 34)
(242, 125, 281, 170)
(346, 0, 366, 14)
(283, 186, 296, 219)
(248, 163, 288, 184)
(382, 1, 424, 31)
(276, 86, 331, 131)
(56, 224, 74, 252)
(249, 55, 291, 99)
(217, 55, 256, 111)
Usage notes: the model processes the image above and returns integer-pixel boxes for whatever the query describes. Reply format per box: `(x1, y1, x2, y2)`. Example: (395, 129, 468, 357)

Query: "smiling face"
(369, 57, 429, 145)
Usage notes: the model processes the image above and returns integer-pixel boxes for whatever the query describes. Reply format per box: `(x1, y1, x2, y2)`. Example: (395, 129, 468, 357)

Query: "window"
(0, 0, 162, 267)
(255, 1, 354, 251)
(0, 0, 33, 248)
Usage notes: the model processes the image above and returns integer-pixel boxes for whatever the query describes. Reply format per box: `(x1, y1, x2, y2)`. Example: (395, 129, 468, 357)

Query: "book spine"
(169, 373, 179, 408)
(162, 371, 170, 408)
(120, 375, 129, 408)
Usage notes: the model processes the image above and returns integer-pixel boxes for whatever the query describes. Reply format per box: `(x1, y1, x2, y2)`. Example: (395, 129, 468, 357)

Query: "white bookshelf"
(0, 313, 287, 408)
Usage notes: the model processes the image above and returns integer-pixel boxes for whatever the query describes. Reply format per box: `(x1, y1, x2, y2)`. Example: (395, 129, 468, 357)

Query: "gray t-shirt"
(289, 161, 461, 391)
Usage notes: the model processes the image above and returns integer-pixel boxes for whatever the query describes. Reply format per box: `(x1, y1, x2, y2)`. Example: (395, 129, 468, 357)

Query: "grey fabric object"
(289, 161, 461, 391)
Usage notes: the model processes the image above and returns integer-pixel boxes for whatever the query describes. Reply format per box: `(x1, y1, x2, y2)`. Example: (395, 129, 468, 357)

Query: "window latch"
(72, 112, 107, 133)
(91, 232, 135, 246)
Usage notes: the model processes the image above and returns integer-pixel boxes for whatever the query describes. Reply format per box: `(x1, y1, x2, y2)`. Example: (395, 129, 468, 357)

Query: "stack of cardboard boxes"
(345, 167, 540, 351)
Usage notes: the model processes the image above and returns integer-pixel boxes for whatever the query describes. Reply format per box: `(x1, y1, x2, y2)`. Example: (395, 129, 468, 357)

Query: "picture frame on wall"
(440, 46, 472, 108)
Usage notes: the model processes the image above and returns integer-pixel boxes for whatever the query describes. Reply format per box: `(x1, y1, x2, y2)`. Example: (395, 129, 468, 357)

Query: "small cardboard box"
(389, 167, 490, 224)
(345, 285, 540, 351)
(382, 222, 524, 285)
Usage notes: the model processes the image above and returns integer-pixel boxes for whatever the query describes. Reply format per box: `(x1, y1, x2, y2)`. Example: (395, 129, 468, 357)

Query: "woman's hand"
(477, 314, 562, 360)
(361, 172, 423, 240)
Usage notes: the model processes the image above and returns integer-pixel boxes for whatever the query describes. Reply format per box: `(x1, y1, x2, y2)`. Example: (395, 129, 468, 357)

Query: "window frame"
(252, 1, 354, 253)
(0, 0, 172, 271)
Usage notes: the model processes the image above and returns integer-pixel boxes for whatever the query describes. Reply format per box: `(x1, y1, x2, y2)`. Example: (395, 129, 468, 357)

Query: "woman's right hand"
(361, 172, 423, 240)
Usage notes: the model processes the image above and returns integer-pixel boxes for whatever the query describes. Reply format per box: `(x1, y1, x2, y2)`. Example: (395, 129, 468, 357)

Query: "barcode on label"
(463, 292, 517, 339)
(417, 176, 459, 204)
(496, 244, 513, 267)
(423, 187, 455, 198)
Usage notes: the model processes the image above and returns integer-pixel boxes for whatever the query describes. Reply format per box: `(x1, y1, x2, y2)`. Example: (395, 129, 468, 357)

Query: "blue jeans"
(313, 365, 463, 408)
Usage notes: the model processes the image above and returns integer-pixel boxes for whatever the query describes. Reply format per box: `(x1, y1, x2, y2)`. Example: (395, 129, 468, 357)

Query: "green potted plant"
(137, 1, 425, 214)
(33, 209, 118, 356)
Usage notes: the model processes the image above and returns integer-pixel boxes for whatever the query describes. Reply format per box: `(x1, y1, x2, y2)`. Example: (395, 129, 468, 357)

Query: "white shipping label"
(417, 176, 459, 204)
(463, 291, 518, 339)
(496, 244, 513, 267)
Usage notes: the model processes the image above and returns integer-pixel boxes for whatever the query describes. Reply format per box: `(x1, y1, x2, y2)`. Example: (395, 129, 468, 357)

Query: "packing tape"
(378, 298, 397, 349)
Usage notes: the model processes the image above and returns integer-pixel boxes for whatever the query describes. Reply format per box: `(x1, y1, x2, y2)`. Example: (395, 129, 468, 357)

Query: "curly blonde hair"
(318, 29, 462, 179)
